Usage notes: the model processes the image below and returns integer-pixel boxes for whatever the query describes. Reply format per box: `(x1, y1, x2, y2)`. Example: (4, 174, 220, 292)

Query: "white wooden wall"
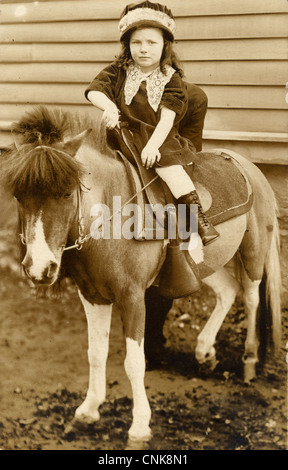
(1, 0, 288, 164)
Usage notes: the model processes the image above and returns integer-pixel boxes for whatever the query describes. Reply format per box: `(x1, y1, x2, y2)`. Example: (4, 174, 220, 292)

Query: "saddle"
(109, 126, 253, 236)
(108, 126, 253, 298)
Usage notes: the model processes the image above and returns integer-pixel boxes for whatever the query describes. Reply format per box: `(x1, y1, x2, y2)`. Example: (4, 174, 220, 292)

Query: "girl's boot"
(178, 190, 220, 246)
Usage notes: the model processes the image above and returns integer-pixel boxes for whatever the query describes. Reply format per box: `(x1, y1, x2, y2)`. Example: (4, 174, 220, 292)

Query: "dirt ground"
(0, 265, 287, 451)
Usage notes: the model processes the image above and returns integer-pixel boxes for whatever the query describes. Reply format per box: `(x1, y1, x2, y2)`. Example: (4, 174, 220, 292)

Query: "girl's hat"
(119, 1, 176, 41)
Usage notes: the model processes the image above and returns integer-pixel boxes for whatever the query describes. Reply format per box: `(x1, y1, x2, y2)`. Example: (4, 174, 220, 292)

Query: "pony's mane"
(1, 106, 112, 200)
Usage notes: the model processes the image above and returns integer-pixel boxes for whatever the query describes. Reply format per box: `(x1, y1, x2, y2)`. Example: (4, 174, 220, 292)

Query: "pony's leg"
(196, 267, 240, 368)
(144, 286, 173, 367)
(74, 291, 112, 423)
(121, 294, 152, 442)
(241, 269, 261, 383)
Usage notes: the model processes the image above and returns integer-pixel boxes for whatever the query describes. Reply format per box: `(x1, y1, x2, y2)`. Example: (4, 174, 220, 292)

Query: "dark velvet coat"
(85, 61, 196, 166)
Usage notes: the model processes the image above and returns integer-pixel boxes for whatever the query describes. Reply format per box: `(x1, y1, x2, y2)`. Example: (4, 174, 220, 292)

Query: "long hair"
(115, 28, 184, 77)
(0, 106, 112, 201)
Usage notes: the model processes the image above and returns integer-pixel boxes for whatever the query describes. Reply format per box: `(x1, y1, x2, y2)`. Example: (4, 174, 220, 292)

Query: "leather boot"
(178, 190, 220, 246)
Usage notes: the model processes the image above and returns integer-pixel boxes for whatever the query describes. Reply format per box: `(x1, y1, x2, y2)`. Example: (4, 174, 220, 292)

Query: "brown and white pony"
(1, 106, 281, 443)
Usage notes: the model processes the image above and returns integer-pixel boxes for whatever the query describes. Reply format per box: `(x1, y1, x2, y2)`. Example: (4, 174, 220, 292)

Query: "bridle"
(17, 143, 91, 252)
(18, 185, 90, 253)
(62, 187, 91, 252)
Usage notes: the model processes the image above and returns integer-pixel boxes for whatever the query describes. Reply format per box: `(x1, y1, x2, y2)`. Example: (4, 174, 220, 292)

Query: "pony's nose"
(22, 257, 58, 284)
(21, 254, 31, 275)
(44, 261, 58, 279)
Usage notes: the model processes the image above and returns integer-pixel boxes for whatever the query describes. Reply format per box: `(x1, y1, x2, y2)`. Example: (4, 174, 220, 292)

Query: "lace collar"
(124, 63, 175, 112)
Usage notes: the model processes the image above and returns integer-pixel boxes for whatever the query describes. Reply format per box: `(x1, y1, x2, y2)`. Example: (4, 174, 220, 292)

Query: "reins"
(17, 143, 160, 252)
(63, 173, 159, 251)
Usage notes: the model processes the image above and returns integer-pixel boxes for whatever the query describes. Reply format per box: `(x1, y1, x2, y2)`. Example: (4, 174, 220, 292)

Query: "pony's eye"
(63, 193, 72, 199)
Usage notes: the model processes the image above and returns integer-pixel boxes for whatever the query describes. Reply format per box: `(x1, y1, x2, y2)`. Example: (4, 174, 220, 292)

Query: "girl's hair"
(115, 28, 184, 77)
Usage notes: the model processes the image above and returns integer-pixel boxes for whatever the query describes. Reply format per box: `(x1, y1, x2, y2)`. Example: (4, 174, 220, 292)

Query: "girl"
(85, 1, 219, 245)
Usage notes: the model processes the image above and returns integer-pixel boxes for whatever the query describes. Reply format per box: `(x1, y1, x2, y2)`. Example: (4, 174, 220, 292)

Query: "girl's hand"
(141, 144, 161, 169)
(102, 105, 120, 129)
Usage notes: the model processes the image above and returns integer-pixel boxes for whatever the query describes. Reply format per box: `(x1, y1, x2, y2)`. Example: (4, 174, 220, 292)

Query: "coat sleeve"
(84, 62, 120, 102)
(160, 73, 188, 118)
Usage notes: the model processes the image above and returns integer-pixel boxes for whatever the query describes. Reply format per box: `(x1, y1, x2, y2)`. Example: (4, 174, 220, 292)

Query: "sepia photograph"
(0, 0, 287, 452)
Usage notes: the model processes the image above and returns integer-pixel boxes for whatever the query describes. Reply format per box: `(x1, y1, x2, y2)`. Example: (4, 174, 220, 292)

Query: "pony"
(0, 106, 281, 443)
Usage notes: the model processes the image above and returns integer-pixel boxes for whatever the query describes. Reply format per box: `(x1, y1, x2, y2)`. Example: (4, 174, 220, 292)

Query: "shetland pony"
(1, 106, 281, 442)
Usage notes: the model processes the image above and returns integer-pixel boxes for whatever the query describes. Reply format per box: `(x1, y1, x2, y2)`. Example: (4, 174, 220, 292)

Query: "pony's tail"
(258, 212, 282, 359)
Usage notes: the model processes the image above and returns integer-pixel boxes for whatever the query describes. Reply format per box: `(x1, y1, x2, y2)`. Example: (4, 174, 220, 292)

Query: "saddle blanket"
(121, 148, 253, 240)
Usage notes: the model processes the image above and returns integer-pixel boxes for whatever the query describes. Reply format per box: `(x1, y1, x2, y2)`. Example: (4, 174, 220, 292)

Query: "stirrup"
(158, 242, 202, 298)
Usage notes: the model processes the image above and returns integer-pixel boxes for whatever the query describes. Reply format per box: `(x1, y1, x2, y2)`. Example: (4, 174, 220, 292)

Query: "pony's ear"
(60, 129, 92, 157)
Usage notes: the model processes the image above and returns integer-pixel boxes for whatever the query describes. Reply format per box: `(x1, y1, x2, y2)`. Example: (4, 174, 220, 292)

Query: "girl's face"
(129, 27, 164, 73)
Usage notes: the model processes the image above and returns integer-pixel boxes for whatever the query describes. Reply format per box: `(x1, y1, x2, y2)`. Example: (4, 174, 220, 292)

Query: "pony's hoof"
(74, 413, 100, 424)
(206, 355, 219, 371)
(196, 345, 218, 370)
(74, 407, 100, 425)
(146, 356, 167, 371)
(125, 439, 150, 450)
(128, 426, 152, 443)
(74, 400, 100, 425)
(145, 344, 167, 370)
(243, 362, 257, 384)
(243, 356, 257, 384)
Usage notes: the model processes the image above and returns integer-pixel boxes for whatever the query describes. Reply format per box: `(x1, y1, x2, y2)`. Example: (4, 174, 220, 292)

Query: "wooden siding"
(0, 0, 288, 164)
